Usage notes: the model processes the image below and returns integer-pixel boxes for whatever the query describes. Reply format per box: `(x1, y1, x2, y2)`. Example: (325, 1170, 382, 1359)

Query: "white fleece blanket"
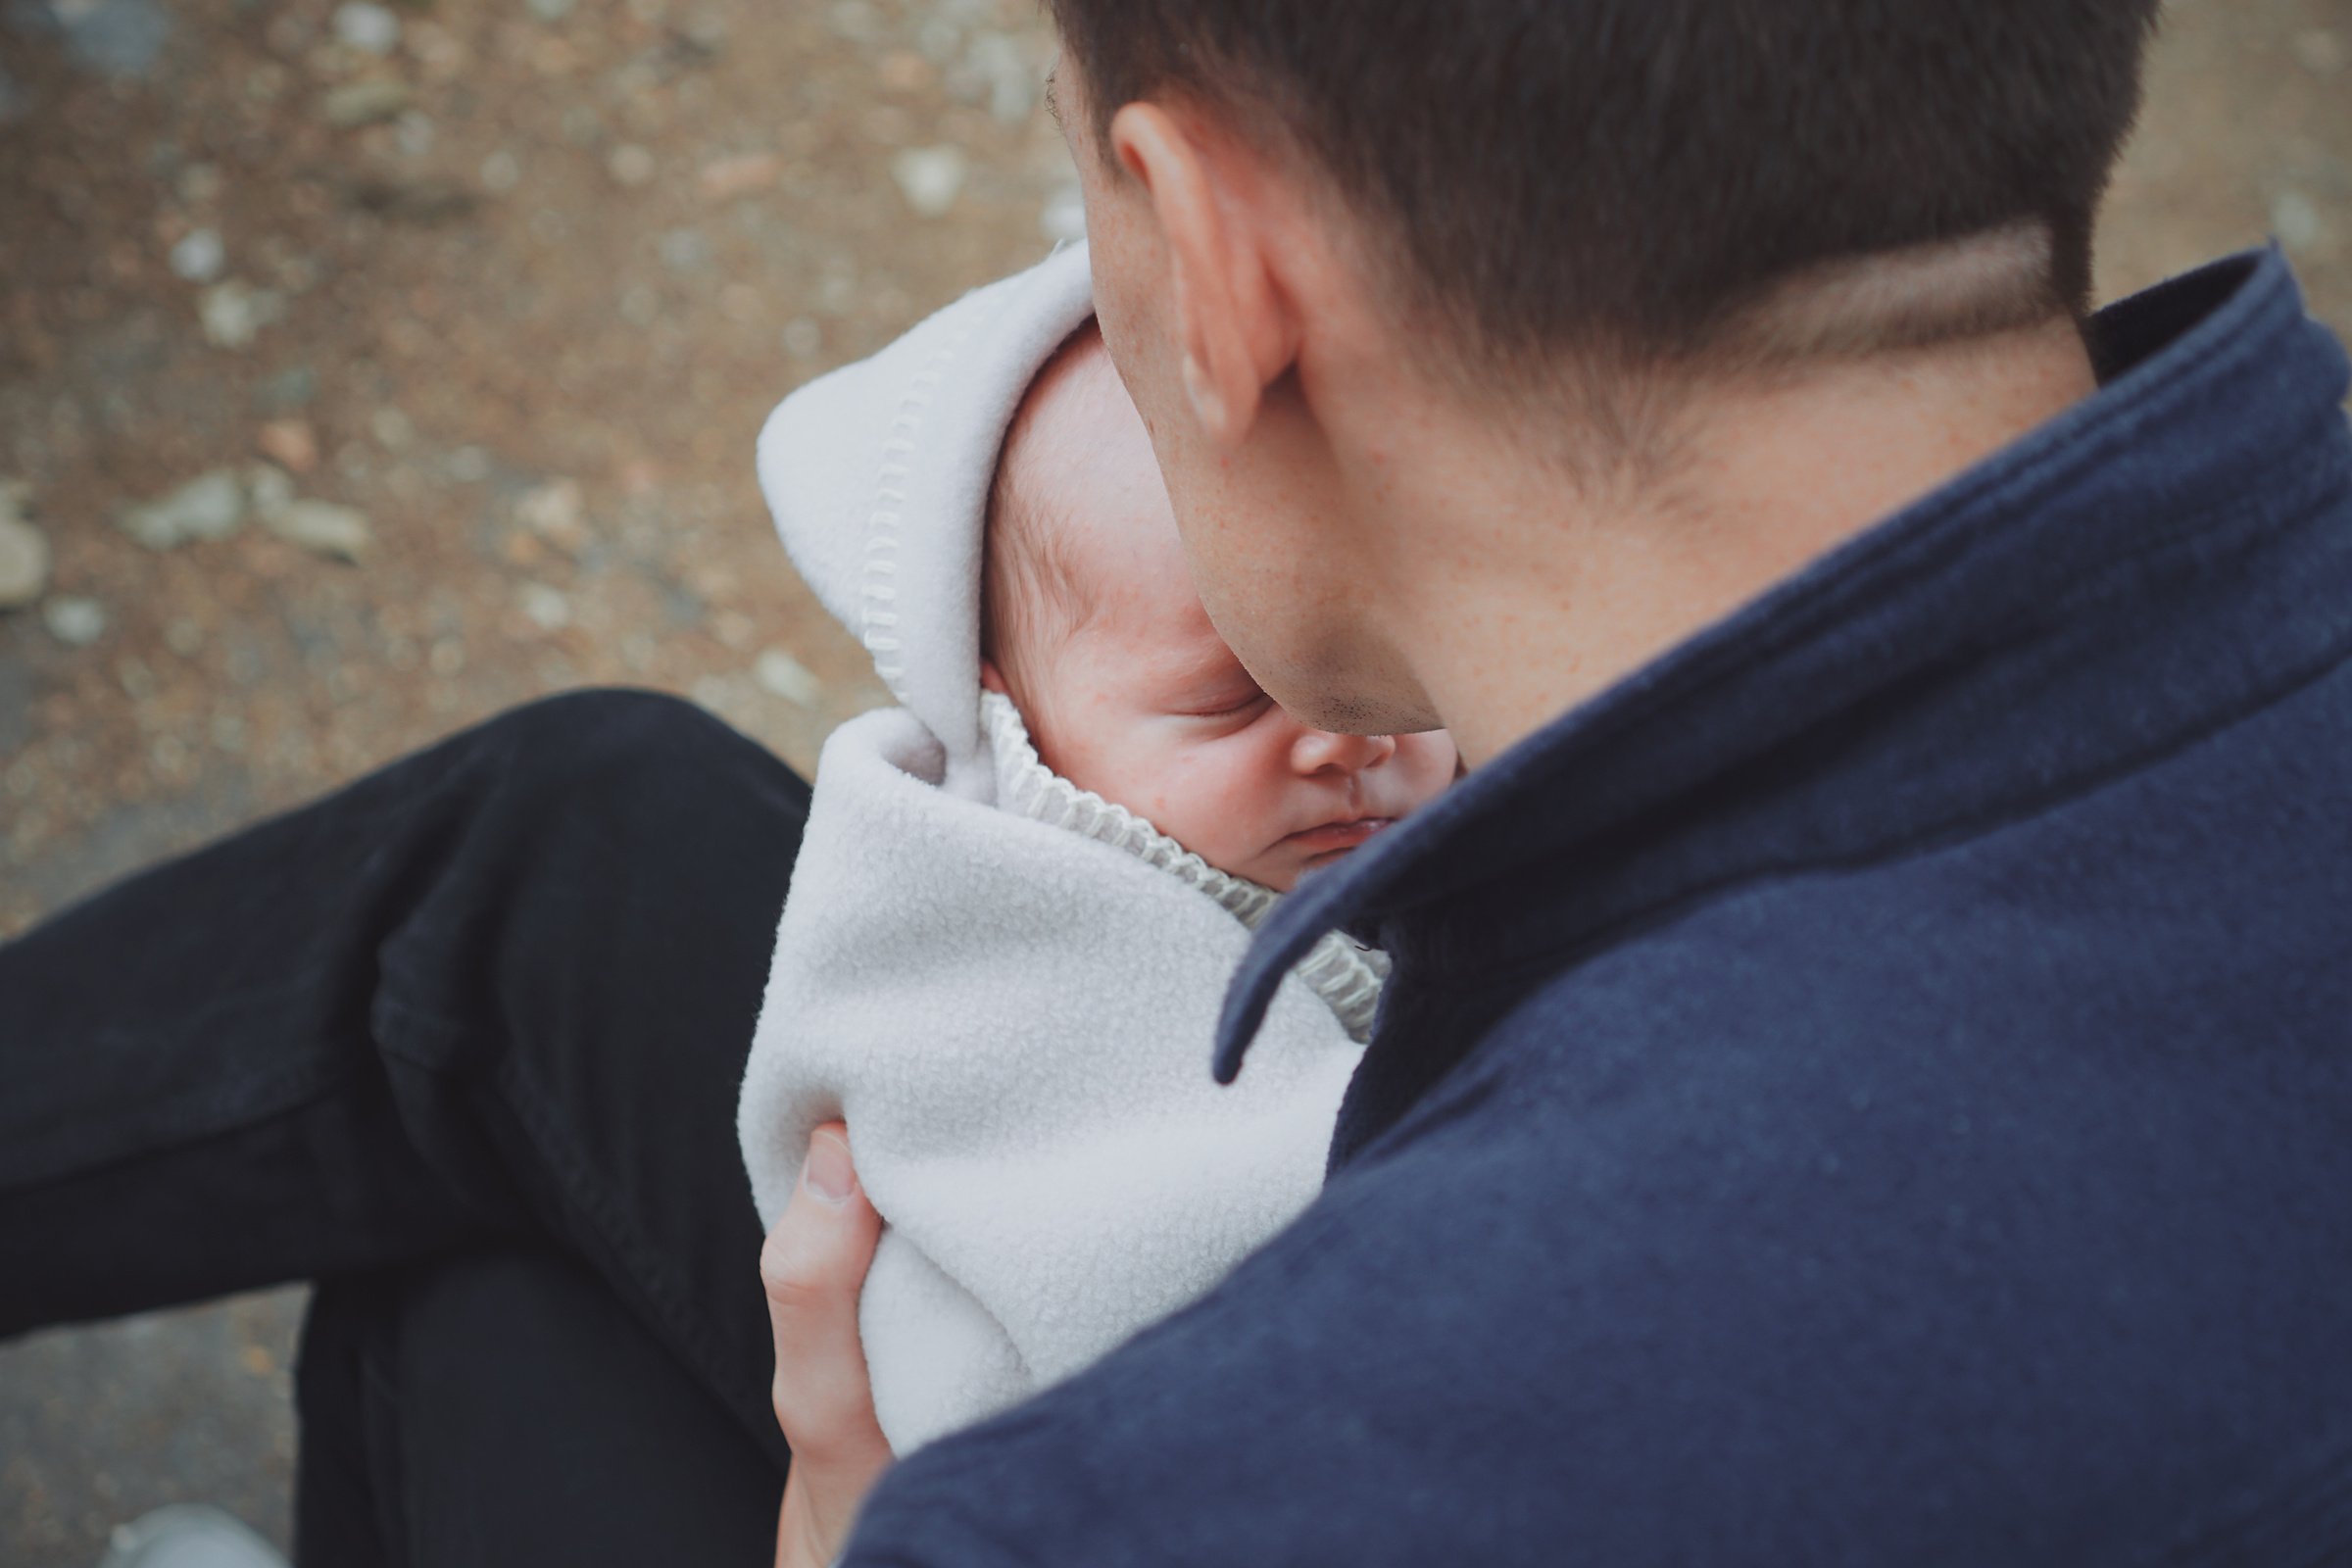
(738, 706, 1365, 1454)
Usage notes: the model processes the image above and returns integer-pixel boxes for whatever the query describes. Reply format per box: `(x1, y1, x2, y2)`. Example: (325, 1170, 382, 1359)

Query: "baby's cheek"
(1155, 746, 1273, 873)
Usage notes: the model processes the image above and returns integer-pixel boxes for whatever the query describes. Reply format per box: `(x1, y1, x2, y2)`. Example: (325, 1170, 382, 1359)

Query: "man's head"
(1045, 0, 2161, 738)
(1053, 2, 2159, 381)
(983, 321, 1456, 892)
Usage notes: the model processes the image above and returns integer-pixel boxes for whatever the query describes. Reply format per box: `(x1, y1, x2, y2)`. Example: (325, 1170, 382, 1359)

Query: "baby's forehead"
(1000, 333, 1165, 538)
(1001, 326, 1122, 472)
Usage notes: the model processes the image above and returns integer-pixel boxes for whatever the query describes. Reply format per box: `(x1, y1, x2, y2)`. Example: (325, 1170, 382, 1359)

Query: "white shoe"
(96, 1505, 289, 1568)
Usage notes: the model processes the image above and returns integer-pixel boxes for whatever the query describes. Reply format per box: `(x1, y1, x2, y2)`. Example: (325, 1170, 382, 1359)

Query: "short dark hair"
(1049, 1, 2160, 382)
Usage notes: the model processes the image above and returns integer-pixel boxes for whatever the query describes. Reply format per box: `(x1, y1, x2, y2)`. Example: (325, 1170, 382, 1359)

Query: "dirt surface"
(2, 0, 2348, 1560)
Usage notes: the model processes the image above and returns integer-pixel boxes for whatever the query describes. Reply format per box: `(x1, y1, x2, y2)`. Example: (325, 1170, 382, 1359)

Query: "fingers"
(761, 1123, 892, 1472)
(764, 1124, 895, 1568)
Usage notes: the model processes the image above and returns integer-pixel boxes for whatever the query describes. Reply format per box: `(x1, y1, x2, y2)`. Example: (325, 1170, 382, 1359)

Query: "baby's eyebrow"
(1157, 651, 1264, 710)
(1152, 632, 1246, 682)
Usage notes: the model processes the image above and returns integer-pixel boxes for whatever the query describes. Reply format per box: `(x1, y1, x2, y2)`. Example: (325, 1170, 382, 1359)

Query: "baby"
(980, 317, 1454, 896)
(738, 243, 1452, 1455)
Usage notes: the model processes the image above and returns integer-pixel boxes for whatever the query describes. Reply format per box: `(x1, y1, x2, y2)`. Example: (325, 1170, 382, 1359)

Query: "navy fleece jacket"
(844, 249, 2352, 1566)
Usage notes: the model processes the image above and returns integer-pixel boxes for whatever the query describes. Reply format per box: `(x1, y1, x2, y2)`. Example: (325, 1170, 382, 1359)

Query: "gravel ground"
(3, 0, 2348, 1561)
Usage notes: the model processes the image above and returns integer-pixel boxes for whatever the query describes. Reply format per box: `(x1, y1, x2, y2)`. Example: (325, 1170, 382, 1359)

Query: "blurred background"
(1, 0, 2347, 1559)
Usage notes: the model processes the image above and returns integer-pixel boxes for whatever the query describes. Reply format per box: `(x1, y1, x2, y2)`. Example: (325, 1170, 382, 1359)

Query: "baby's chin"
(1198, 846, 1303, 895)
(1227, 834, 1383, 895)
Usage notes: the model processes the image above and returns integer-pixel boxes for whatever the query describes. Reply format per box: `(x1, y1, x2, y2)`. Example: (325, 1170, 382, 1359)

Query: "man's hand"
(764, 1123, 894, 1568)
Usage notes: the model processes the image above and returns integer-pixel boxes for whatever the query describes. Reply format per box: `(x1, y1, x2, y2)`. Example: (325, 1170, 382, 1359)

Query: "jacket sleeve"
(834, 955, 2352, 1568)
(836, 1105, 1568, 1567)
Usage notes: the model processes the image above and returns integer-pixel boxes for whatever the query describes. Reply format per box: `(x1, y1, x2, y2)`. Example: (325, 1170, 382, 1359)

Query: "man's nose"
(1290, 726, 1398, 775)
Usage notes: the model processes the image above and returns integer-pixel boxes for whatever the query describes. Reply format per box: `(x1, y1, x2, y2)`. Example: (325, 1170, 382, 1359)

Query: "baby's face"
(995, 344, 1455, 893)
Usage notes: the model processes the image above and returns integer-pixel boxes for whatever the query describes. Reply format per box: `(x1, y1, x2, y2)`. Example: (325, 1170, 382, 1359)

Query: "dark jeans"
(0, 690, 811, 1563)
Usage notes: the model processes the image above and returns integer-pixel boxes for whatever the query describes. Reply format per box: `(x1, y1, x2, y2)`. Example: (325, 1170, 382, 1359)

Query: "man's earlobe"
(1113, 100, 1292, 450)
(1181, 353, 1231, 441)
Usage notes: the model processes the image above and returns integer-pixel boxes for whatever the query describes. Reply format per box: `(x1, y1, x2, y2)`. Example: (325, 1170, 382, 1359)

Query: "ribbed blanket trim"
(982, 691, 1388, 1043)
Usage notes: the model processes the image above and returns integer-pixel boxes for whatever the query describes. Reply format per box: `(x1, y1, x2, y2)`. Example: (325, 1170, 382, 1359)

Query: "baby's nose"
(1291, 727, 1399, 775)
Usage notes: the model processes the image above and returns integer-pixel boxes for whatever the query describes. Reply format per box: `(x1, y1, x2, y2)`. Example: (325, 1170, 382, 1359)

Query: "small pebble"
(2273, 190, 2326, 253)
(175, 162, 224, 203)
(169, 227, 225, 283)
(711, 609, 756, 650)
(331, 1, 401, 54)
(915, 17, 959, 66)
(527, 0, 575, 22)
(878, 50, 933, 92)
(266, 498, 374, 562)
(245, 462, 297, 523)
(256, 365, 318, 412)
(0, 479, 50, 609)
(119, 468, 247, 550)
(659, 227, 713, 272)
(44, 596, 109, 647)
(198, 280, 286, 349)
(394, 111, 435, 157)
(608, 143, 657, 187)
(408, 19, 468, 78)
(370, 407, 415, 450)
(56, 0, 171, 80)
(689, 672, 737, 713)
(698, 152, 780, 202)
(782, 317, 822, 359)
(321, 78, 412, 129)
(518, 582, 572, 631)
(2292, 28, 2343, 74)
(256, 417, 319, 473)
(719, 282, 763, 323)
(515, 478, 587, 549)
(480, 148, 522, 193)
(961, 31, 1034, 124)
(755, 648, 823, 707)
(891, 145, 967, 218)
(828, 0, 881, 44)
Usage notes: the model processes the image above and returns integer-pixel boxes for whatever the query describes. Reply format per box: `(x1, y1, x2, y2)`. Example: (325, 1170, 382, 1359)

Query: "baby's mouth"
(1283, 816, 1396, 859)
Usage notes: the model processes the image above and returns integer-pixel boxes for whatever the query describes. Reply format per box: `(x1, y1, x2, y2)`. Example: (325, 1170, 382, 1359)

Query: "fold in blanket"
(738, 707, 1364, 1454)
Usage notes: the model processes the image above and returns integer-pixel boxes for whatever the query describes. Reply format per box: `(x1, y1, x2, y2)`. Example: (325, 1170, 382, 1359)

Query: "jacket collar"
(1216, 249, 2352, 1084)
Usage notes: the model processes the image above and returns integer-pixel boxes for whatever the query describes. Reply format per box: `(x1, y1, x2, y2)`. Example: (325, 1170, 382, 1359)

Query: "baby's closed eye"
(1178, 682, 1270, 720)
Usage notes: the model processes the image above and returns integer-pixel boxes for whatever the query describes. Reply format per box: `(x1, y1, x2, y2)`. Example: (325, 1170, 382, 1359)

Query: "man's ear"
(1109, 102, 1298, 449)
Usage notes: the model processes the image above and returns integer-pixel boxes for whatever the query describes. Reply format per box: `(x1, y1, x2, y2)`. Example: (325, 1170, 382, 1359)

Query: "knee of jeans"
(489, 688, 776, 821)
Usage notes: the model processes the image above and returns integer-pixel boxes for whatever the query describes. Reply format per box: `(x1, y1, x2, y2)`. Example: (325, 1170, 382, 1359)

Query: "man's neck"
(1364, 318, 2099, 767)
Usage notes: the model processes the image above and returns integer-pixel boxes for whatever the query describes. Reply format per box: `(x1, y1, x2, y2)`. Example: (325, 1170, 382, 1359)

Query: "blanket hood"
(756, 243, 1097, 801)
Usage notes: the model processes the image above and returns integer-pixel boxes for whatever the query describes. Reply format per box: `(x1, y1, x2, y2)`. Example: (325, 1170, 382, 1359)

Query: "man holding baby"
(9, 0, 2352, 1564)
(774, 1, 2352, 1562)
